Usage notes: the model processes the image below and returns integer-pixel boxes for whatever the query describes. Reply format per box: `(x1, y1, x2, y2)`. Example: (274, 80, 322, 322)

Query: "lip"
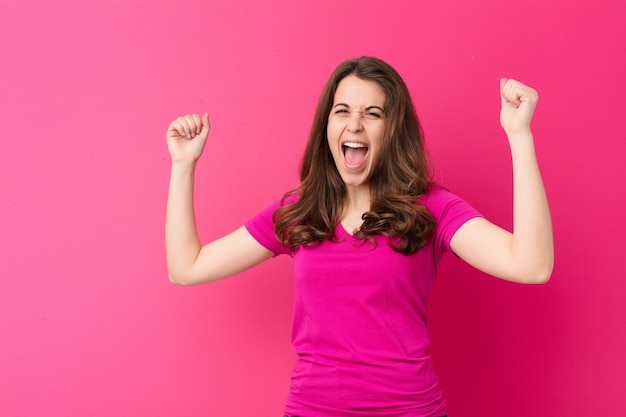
(340, 139, 369, 147)
(341, 140, 370, 170)
(340, 140, 370, 153)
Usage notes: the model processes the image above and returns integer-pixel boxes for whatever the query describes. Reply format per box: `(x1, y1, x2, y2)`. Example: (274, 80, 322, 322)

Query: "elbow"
(168, 268, 214, 286)
(536, 253, 555, 284)
(537, 263, 554, 284)
(501, 252, 554, 284)
(521, 260, 554, 284)
(168, 271, 195, 286)
(512, 246, 554, 284)
(168, 274, 187, 286)
(528, 270, 552, 284)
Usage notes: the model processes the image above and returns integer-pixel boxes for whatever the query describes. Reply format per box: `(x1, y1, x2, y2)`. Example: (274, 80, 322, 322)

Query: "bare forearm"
(450, 79, 553, 284)
(509, 133, 554, 282)
(165, 161, 202, 283)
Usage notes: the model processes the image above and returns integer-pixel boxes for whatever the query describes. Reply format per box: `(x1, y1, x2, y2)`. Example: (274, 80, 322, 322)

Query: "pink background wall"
(1, 0, 624, 415)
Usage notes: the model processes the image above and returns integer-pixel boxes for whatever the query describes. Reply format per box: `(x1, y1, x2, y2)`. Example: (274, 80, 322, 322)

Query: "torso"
(340, 214, 364, 235)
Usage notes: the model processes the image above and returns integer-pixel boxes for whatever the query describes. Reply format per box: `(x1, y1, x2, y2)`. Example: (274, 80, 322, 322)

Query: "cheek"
(326, 123, 343, 149)
(371, 127, 386, 151)
(325, 128, 338, 157)
(326, 119, 339, 137)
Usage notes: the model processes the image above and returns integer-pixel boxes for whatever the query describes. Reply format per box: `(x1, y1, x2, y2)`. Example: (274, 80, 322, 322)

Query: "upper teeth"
(344, 142, 366, 148)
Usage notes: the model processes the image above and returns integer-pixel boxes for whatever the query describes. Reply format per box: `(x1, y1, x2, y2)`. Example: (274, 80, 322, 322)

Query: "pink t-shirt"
(245, 186, 482, 417)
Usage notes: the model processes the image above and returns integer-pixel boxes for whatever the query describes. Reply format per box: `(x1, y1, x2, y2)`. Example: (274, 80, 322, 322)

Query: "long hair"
(273, 56, 435, 254)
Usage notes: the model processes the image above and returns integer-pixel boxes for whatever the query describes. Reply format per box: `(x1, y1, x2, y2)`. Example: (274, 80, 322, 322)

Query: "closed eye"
(363, 112, 381, 119)
(331, 104, 385, 119)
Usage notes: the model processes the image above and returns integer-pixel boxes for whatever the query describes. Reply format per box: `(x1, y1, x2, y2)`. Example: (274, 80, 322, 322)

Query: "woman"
(165, 56, 553, 417)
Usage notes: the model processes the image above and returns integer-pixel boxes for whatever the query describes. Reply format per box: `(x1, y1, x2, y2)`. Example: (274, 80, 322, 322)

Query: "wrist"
(507, 132, 537, 157)
(170, 159, 198, 175)
(506, 129, 533, 143)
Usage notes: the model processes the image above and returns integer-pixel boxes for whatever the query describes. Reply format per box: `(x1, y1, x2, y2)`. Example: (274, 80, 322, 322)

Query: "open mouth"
(342, 142, 369, 166)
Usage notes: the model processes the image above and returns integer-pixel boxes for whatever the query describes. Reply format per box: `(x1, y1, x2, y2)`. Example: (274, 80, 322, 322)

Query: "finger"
(183, 114, 199, 138)
(191, 114, 202, 135)
(168, 119, 187, 138)
(501, 78, 522, 108)
(177, 116, 193, 138)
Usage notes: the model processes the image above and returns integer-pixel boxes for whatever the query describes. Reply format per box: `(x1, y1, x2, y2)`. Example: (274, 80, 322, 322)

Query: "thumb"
(201, 113, 210, 133)
(500, 78, 509, 105)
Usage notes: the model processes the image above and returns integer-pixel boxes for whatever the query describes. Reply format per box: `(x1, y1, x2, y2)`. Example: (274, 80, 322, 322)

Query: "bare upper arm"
(449, 217, 518, 282)
(176, 226, 275, 285)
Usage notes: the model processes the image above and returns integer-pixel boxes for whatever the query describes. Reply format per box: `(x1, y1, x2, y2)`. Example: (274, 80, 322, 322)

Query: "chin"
(340, 173, 371, 188)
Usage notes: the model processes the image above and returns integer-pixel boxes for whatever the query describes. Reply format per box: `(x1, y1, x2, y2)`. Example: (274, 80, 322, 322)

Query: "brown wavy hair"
(273, 56, 435, 254)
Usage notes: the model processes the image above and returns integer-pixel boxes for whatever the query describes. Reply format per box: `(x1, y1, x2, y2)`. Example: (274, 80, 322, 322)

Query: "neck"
(344, 183, 371, 212)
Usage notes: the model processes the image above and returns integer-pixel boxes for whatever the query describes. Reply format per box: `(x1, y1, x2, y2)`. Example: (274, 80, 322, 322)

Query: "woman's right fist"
(166, 113, 210, 162)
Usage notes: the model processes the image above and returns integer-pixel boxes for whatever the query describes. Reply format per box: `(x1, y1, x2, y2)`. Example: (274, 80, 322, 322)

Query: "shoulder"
(419, 185, 484, 250)
(419, 185, 463, 217)
(245, 193, 300, 256)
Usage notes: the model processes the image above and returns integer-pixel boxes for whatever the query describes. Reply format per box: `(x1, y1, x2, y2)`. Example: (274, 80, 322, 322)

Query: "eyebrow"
(333, 103, 386, 113)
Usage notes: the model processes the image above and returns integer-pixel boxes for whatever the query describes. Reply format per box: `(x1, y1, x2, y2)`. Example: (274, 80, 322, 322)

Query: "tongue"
(345, 147, 367, 166)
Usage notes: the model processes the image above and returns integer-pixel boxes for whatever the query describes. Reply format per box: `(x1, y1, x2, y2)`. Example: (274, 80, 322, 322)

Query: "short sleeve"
(421, 186, 484, 253)
(244, 199, 292, 257)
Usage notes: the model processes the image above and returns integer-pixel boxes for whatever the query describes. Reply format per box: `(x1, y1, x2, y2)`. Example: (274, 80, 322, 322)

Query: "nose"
(346, 113, 363, 133)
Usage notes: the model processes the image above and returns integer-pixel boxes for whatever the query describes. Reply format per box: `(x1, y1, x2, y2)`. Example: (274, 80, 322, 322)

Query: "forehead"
(333, 75, 386, 107)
